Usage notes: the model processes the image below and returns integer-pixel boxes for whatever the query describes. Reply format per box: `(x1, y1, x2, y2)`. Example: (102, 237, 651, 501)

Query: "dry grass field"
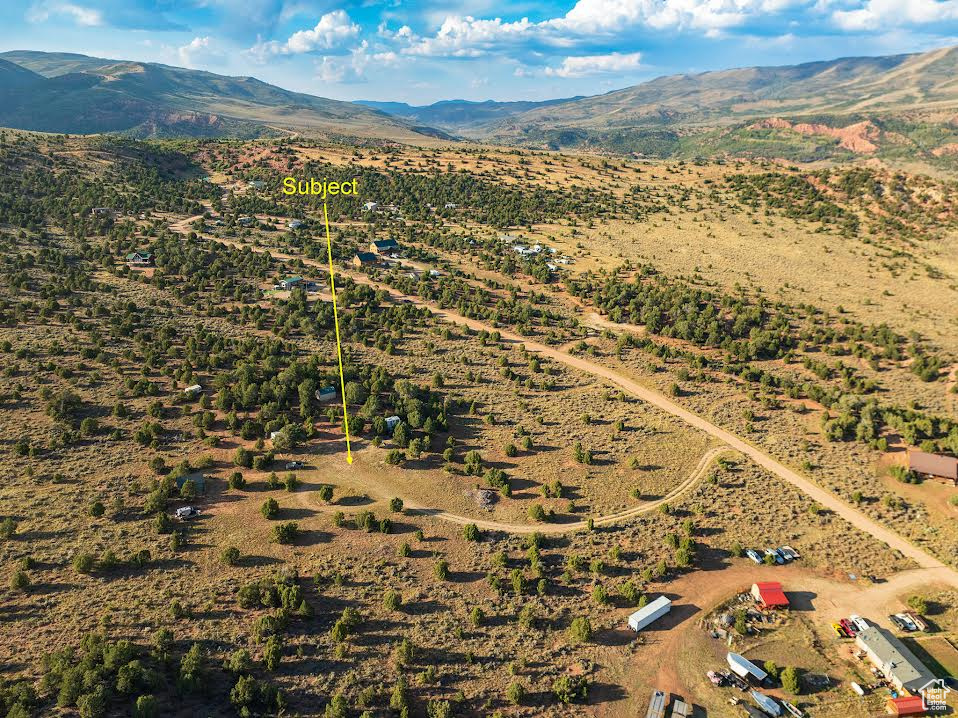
(0, 130, 956, 718)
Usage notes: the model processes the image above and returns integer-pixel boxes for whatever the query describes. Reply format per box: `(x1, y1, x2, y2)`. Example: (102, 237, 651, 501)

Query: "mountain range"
(2, 47, 958, 163)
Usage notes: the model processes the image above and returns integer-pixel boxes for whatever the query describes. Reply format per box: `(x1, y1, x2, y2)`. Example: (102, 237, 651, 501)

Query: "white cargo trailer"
(628, 596, 672, 632)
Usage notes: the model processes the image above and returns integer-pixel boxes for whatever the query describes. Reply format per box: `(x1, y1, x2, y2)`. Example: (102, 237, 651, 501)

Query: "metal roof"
(728, 653, 768, 681)
(856, 626, 935, 692)
(908, 450, 958, 480)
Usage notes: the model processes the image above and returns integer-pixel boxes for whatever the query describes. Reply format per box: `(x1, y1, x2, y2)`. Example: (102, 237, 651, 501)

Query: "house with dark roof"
(370, 238, 399, 254)
(126, 251, 153, 266)
(352, 252, 378, 268)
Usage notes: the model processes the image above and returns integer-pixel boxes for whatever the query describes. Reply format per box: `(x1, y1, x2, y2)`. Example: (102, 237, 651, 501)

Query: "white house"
(288, 219, 305, 230)
(385, 416, 401, 431)
(363, 202, 379, 212)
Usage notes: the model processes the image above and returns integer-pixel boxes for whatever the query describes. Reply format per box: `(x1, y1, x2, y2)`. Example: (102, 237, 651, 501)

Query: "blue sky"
(2, 1, 957, 104)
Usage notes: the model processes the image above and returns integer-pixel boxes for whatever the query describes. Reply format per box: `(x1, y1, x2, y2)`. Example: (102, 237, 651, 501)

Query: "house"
(370, 238, 399, 254)
(183, 384, 202, 397)
(279, 276, 303, 290)
(315, 386, 336, 403)
(362, 201, 379, 212)
(856, 626, 936, 693)
(385, 415, 401, 432)
(886, 696, 926, 716)
(352, 252, 378, 268)
(907, 450, 958, 485)
(125, 251, 153, 266)
(248, 180, 266, 190)
(288, 219, 305, 230)
(751, 582, 789, 609)
(727, 653, 768, 684)
(91, 207, 114, 216)
(627, 595, 671, 631)
(444, 203, 458, 209)
(237, 216, 255, 226)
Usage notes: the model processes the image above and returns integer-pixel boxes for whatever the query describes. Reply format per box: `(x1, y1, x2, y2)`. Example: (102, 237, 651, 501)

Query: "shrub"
(10, 569, 30, 592)
(434, 559, 449, 581)
(507, 681, 526, 705)
(567, 616, 592, 643)
(552, 675, 589, 704)
(389, 497, 403, 512)
(781, 666, 801, 695)
(261, 498, 279, 519)
(73, 552, 95, 574)
(271, 522, 299, 544)
(462, 523, 480, 541)
(221, 547, 240, 566)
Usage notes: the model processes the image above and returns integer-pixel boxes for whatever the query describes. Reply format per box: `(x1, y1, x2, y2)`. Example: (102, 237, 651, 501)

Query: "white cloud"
(832, 0, 958, 31)
(26, 1, 103, 26)
(545, 51, 643, 77)
(394, 1, 813, 59)
(402, 15, 535, 57)
(315, 40, 399, 84)
(249, 9, 360, 60)
(177, 36, 224, 68)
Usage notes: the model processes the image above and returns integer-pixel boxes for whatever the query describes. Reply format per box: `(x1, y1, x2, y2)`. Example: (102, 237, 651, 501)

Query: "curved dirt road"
(401, 446, 727, 534)
(177, 222, 954, 578)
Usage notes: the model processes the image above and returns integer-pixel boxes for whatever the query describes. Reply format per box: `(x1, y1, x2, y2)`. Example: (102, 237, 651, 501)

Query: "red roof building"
(886, 696, 925, 716)
(751, 581, 789, 608)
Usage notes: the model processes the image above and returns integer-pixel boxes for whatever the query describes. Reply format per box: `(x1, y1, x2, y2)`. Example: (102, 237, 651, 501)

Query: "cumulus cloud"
(544, 51, 643, 77)
(176, 36, 225, 68)
(315, 40, 399, 84)
(832, 0, 958, 31)
(401, 15, 535, 57)
(26, 1, 103, 26)
(249, 9, 360, 60)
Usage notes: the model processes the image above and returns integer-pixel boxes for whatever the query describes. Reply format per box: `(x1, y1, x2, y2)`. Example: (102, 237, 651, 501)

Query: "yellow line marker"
(322, 201, 353, 464)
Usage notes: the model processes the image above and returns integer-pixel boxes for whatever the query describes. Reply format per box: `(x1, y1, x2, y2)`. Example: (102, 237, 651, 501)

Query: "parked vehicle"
(903, 611, 928, 631)
(782, 700, 804, 718)
(850, 615, 870, 633)
(745, 549, 763, 564)
(764, 549, 784, 565)
(774, 548, 791, 562)
(175, 506, 199, 520)
(285, 460, 304, 470)
(839, 618, 857, 637)
(708, 671, 725, 686)
(780, 546, 801, 559)
(831, 623, 848, 638)
(892, 613, 918, 632)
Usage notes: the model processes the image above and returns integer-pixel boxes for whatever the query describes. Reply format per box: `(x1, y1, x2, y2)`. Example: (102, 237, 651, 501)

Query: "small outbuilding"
(628, 595, 672, 632)
(886, 696, 926, 716)
(752, 582, 789, 609)
(907, 450, 958, 485)
(727, 653, 768, 684)
(385, 415, 401, 431)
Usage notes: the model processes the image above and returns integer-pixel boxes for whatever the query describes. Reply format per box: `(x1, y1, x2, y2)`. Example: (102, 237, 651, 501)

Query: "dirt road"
(333, 446, 727, 534)
(174, 219, 955, 580)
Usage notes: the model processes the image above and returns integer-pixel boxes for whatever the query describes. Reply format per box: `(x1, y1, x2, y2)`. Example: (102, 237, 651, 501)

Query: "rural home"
(237, 216, 254, 226)
(856, 626, 935, 693)
(751, 582, 789, 609)
(907, 450, 958, 485)
(183, 384, 202, 397)
(352, 252, 378, 268)
(315, 386, 336, 403)
(125, 251, 153, 266)
(385, 416, 401, 431)
(288, 219, 304, 230)
(91, 207, 114, 216)
(248, 180, 265, 190)
(362, 202, 378, 211)
(370, 238, 399, 254)
(279, 276, 303, 290)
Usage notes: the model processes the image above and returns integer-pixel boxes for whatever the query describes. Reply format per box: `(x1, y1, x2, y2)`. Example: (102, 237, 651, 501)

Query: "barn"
(751, 581, 789, 609)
